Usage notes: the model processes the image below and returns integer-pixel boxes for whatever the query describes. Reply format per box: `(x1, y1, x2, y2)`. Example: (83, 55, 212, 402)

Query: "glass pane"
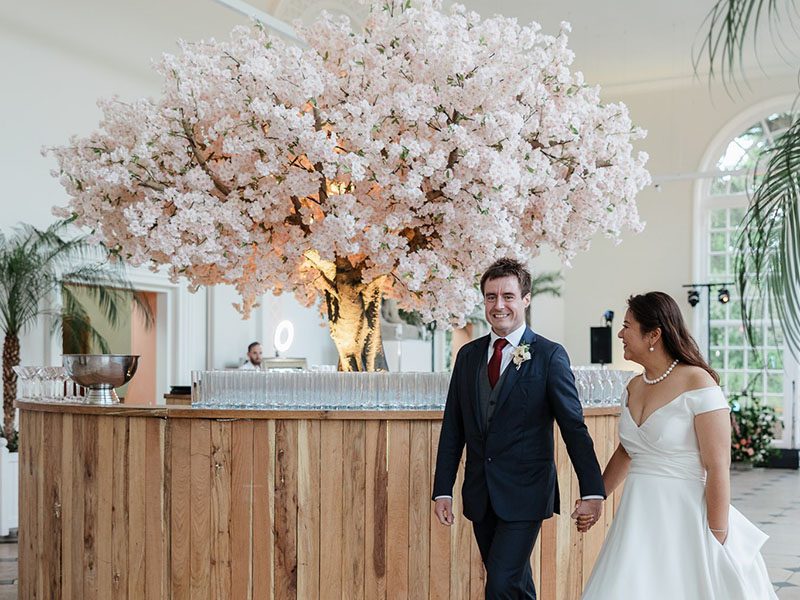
(729, 207, 746, 227)
(710, 232, 727, 252)
(710, 178, 728, 195)
(710, 326, 725, 347)
(766, 326, 784, 347)
(711, 349, 724, 369)
(767, 113, 792, 132)
(727, 298, 742, 321)
(727, 372, 745, 394)
(768, 374, 784, 394)
(709, 255, 727, 275)
(729, 177, 747, 194)
(728, 349, 744, 369)
(710, 300, 726, 320)
(727, 325, 744, 347)
(765, 349, 783, 370)
(711, 209, 727, 229)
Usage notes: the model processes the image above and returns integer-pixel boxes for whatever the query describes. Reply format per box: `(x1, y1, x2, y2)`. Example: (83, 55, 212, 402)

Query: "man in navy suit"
(432, 258, 605, 599)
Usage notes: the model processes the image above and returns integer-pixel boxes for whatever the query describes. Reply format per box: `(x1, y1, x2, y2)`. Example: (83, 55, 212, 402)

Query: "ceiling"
(2, 0, 797, 91)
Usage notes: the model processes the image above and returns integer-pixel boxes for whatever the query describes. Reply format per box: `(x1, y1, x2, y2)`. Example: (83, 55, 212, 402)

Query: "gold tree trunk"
(323, 269, 388, 372)
(2, 333, 20, 439)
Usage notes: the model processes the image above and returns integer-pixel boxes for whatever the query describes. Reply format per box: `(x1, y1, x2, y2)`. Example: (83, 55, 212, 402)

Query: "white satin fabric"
(582, 386, 777, 600)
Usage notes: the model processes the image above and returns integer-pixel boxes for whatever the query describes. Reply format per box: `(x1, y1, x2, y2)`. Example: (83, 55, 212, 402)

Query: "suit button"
(489, 400, 495, 406)
(487, 457, 492, 463)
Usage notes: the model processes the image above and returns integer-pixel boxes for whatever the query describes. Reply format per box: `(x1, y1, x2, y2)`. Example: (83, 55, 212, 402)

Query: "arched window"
(697, 109, 798, 449)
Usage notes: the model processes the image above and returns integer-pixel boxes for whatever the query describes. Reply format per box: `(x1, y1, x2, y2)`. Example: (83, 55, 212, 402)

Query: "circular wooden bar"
(16, 399, 620, 600)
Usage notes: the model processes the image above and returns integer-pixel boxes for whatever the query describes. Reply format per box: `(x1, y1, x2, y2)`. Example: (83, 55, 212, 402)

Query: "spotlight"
(603, 310, 614, 326)
(718, 288, 730, 304)
(687, 289, 700, 307)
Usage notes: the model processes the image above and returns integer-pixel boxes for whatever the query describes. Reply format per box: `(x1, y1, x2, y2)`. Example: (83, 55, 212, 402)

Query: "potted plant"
(0, 219, 151, 536)
(729, 391, 779, 468)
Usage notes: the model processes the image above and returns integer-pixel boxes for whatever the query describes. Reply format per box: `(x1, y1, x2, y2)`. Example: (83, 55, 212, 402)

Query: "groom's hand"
(434, 498, 455, 526)
(571, 499, 602, 533)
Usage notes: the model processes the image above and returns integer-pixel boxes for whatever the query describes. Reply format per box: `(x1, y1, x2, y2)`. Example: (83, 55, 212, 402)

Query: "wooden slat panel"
(81, 417, 99, 600)
(145, 418, 167, 600)
(342, 420, 366, 600)
(41, 412, 63, 599)
(111, 417, 129, 599)
(274, 420, 298, 600)
(428, 422, 450, 600)
(127, 418, 147, 599)
(190, 419, 212, 600)
(319, 421, 343, 600)
(297, 419, 320, 600)
(365, 420, 388, 600)
(70, 414, 86, 600)
(170, 419, 191, 600)
(231, 420, 254, 600)
(251, 420, 274, 599)
(59, 413, 74, 600)
(386, 421, 410, 599)
(96, 416, 114, 600)
(18, 411, 37, 600)
(581, 417, 607, 585)
(210, 421, 233, 599)
(408, 421, 430, 600)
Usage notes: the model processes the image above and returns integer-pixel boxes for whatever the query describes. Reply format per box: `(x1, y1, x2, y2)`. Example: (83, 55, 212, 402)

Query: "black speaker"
(590, 327, 612, 364)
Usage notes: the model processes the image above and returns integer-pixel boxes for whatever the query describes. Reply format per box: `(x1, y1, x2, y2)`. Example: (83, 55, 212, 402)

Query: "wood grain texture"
(17, 404, 620, 600)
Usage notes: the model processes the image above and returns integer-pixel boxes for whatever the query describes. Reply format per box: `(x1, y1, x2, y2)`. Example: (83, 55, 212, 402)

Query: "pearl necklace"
(642, 359, 679, 385)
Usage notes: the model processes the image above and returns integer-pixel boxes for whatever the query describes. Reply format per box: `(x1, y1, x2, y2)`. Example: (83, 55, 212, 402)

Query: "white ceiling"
(2, 0, 797, 91)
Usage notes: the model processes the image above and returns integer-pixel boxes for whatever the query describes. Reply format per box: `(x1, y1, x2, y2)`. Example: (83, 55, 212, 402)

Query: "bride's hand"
(710, 528, 727, 545)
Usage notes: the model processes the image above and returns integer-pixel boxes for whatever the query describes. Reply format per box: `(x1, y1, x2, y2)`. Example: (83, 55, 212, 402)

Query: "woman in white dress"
(579, 292, 778, 600)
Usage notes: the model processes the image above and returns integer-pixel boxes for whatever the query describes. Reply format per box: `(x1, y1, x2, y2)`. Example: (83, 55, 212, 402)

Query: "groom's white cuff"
(434, 495, 452, 500)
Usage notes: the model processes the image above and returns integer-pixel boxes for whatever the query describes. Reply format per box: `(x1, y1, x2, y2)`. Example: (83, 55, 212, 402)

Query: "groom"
(432, 258, 605, 599)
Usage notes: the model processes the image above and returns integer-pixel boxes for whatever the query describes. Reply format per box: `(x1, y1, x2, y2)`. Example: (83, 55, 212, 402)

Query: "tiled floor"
(0, 467, 797, 599)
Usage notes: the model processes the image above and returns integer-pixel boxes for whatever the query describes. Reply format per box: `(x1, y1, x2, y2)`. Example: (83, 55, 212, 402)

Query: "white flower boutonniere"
(511, 343, 532, 370)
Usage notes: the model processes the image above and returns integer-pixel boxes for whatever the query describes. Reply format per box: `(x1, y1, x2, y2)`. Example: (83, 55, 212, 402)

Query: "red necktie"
(488, 338, 509, 388)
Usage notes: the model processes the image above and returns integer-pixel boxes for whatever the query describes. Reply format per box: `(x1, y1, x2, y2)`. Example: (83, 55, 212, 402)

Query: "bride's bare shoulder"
(675, 364, 717, 390)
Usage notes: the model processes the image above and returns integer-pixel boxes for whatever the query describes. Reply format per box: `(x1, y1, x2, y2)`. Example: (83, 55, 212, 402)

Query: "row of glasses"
(12, 365, 85, 401)
(572, 367, 635, 406)
(191, 370, 452, 410)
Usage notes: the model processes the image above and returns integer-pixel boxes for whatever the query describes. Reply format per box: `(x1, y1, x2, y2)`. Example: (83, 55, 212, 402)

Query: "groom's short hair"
(480, 258, 532, 297)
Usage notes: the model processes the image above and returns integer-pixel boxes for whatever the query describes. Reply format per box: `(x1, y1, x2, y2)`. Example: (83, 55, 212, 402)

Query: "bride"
(578, 292, 778, 600)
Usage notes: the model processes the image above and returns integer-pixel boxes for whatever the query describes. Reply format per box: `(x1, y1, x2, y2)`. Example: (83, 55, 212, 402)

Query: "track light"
(717, 288, 730, 304)
(687, 289, 700, 307)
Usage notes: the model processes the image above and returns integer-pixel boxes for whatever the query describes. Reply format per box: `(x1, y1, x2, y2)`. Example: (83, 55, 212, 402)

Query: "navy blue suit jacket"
(432, 328, 605, 522)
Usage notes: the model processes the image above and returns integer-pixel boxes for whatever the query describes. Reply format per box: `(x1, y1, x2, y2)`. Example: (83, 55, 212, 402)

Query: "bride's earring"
(649, 346, 654, 352)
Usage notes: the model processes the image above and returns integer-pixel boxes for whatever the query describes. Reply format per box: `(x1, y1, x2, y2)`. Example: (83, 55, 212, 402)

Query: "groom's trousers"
(472, 502, 542, 600)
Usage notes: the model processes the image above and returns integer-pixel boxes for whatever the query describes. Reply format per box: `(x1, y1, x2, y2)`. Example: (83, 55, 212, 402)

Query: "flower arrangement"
(729, 392, 779, 465)
(49, 0, 649, 369)
(511, 343, 532, 369)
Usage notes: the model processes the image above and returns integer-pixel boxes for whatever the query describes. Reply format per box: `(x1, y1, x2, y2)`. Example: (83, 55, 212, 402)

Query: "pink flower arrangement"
(49, 0, 649, 326)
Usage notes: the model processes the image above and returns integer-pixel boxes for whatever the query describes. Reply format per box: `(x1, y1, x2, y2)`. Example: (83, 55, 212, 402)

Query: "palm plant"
(0, 219, 152, 439)
(697, 0, 800, 358)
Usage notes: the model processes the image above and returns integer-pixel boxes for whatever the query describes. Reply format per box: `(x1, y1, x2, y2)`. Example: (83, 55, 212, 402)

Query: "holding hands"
(571, 498, 603, 533)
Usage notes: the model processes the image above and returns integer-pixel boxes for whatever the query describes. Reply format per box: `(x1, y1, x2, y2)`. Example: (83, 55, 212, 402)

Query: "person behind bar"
(432, 258, 605, 599)
(239, 341, 263, 371)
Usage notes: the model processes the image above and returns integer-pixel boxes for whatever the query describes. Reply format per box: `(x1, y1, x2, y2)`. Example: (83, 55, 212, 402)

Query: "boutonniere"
(511, 343, 532, 370)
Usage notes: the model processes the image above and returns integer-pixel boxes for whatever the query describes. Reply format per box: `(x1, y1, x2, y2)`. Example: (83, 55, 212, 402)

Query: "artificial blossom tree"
(51, 0, 650, 371)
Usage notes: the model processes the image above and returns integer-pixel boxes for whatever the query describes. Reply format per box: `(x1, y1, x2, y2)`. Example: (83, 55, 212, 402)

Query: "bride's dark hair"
(627, 292, 719, 384)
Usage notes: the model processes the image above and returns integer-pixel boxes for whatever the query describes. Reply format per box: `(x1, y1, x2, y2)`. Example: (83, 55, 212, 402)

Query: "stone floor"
(0, 467, 797, 599)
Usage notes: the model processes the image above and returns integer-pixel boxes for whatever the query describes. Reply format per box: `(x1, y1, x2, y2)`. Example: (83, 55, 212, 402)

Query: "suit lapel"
(490, 328, 537, 426)
(471, 336, 490, 433)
